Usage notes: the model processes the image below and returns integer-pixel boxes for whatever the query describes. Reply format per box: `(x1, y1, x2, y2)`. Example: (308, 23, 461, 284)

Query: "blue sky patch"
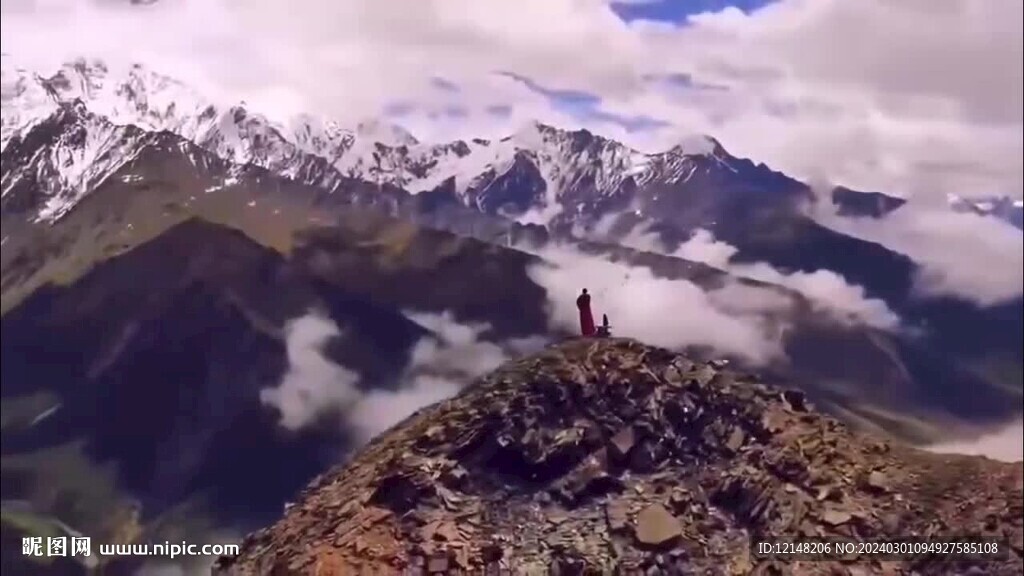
(499, 71, 668, 132)
(430, 77, 460, 92)
(588, 110, 669, 132)
(486, 104, 513, 118)
(643, 72, 730, 92)
(383, 100, 467, 119)
(498, 71, 601, 113)
(438, 105, 468, 118)
(610, 0, 775, 23)
(384, 101, 416, 116)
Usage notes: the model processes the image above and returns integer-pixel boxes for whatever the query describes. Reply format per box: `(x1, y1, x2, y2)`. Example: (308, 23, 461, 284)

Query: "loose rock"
(634, 504, 681, 548)
(215, 338, 1024, 576)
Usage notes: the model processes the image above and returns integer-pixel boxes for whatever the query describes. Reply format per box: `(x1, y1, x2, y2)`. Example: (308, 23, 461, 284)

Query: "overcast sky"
(1, 0, 1022, 200)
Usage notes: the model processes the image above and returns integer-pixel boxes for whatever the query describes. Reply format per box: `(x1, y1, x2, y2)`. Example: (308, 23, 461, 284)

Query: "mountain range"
(5, 56, 1021, 232)
(1, 56, 1021, 575)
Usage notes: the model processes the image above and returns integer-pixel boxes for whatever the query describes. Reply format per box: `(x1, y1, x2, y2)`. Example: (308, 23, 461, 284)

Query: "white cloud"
(2, 0, 1019, 200)
(704, 280, 794, 317)
(617, 0, 1023, 198)
(348, 310, 540, 443)
(810, 198, 1024, 306)
(593, 222, 902, 331)
(526, 242, 787, 364)
(741, 265, 901, 330)
(259, 312, 361, 431)
(924, 419, 1024, 463)
(348, 374, 462, 444)
(259, 309, 547, 442)
(403, 310, 511, 376)
(672, 228, 738, 268)
(675, 230, 901, 330)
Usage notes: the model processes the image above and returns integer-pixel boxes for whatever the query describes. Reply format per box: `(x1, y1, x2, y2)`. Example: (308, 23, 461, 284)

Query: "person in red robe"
(576, 288, 596, 336)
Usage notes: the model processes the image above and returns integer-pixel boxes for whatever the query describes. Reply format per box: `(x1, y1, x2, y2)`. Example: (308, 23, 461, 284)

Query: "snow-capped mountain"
(0, 100, 259, 221)
(4, 56, 1021, 239)
(1, 58, 358, 197)
(3, 57, 779, 230)
(1, 101, 153, 221)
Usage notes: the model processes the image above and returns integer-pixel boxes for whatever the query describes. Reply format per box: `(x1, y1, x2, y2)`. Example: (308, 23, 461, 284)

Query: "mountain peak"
(354, 118, 418, 147)
(505, 120, 613, 149)
(216, 338, 1023, 575)
(668, 133, 722, 157)
(505, 119, 558, 148)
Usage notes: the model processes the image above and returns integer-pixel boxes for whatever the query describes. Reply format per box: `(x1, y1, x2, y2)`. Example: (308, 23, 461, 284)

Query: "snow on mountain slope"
(3, 58, 350, 191)
(1, 56, 61, 148)
(0, 100, 246, 223)
(416, 122, 652, 226)
(2, 58, 728, 227)
(11, 57, 1015, 236)
(1, 101, 159, 221)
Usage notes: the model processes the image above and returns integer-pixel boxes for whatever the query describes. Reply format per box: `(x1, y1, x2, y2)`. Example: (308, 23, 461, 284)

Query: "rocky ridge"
(215, 338, 1023, 575)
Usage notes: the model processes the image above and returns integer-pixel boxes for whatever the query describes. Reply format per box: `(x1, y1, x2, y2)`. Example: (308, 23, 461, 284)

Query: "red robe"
(576, 293, 596, 336)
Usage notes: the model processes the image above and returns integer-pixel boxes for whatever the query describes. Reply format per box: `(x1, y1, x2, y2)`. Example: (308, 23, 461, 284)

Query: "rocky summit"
(216, 338, 1022, 576)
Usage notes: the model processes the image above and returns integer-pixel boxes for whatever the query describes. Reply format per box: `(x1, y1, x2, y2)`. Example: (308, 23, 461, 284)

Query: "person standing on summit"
(577, 288, 596, 336)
